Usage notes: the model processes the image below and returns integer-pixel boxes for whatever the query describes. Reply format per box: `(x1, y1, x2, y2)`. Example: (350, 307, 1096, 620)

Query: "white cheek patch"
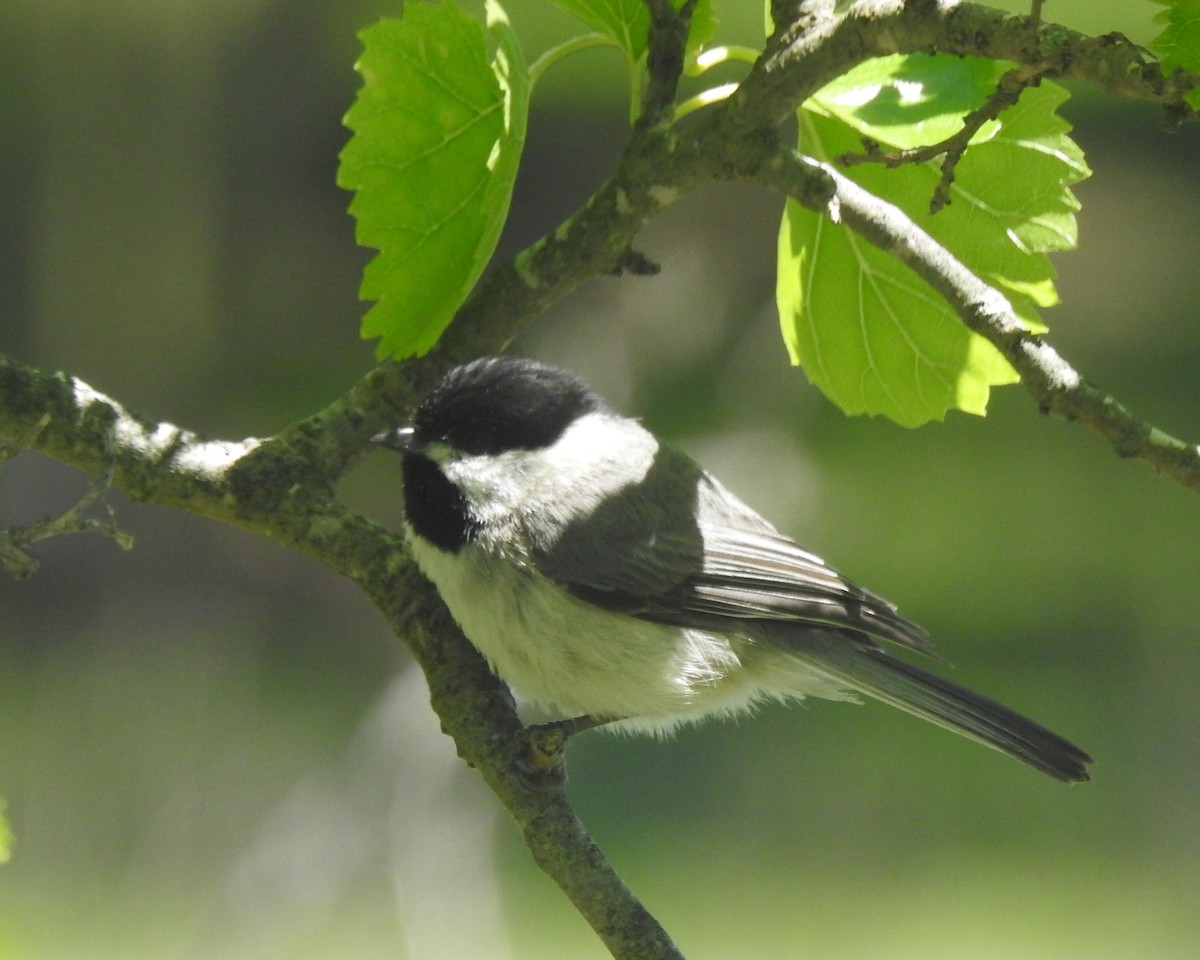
(442, 449, 537, 520)
(441, 412, 660, 528)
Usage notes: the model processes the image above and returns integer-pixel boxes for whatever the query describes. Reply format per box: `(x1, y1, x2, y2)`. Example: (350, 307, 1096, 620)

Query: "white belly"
(409, 533, 851, 734)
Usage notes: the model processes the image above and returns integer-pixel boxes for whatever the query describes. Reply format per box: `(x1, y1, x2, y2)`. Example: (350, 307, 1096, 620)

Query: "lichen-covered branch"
(710, 0, 1194, 154)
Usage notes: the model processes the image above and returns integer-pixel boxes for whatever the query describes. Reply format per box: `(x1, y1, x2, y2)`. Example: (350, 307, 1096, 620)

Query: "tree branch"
(0, 349, 683, 960)
(369, 570, 687, 960)
(729, 0, 1197, 135)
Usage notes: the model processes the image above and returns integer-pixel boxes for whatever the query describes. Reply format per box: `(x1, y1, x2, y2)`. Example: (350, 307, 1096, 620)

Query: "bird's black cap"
(410, 356, 608, 456)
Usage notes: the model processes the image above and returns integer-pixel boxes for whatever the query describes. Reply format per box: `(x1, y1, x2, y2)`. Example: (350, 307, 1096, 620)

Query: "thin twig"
(0, 412, 51, 467)
(837, 66, 1050, 213)
(1030, 0, 1044, 29)
(1, 437, 133, 580)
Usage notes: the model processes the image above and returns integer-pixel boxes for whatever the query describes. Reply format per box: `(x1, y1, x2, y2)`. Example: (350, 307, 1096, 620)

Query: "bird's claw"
(514, 716, 608, 791)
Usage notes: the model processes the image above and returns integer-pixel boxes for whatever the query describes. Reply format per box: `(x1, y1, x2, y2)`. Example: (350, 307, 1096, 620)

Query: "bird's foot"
(516, 715, 608, 791)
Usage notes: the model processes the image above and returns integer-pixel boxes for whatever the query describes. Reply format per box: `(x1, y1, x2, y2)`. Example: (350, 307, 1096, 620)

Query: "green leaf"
(1150, 0, 1200, 110)
(814, 55, 1007, 149)
(338, 0, 528, 359)
(777, 55, 1089, 426)
(549, 0, 716, 63)
(778, 184, 1019, 427)
(550, 0, 645, 57)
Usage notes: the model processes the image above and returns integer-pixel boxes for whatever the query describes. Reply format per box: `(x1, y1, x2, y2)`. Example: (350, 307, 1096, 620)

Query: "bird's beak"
(370, 426, 417, 453)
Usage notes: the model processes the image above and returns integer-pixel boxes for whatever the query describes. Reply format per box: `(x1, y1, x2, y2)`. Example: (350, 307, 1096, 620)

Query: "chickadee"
(374, 356, 1092, 782)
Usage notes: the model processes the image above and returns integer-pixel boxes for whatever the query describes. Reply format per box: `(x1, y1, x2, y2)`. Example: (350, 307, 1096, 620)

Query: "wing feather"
(531, 444, 928, 655)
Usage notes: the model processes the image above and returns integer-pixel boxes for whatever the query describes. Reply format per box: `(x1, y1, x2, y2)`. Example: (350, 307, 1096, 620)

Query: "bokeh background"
(2, 1, 1199, 958)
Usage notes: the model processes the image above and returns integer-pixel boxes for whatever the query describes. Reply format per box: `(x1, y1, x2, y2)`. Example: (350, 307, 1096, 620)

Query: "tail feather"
(795, 643, 1093, 782)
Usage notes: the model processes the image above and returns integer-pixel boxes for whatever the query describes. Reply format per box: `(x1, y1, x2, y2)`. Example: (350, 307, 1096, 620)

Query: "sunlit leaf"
(777, 55, 1089, 425)
(778, 175, 1018, 427)
(815, 55, 1006, 149)
(338, 0, 528, 358)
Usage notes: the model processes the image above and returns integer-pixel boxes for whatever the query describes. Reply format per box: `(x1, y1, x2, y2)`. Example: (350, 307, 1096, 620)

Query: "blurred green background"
(2, 1, 1199, 958)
